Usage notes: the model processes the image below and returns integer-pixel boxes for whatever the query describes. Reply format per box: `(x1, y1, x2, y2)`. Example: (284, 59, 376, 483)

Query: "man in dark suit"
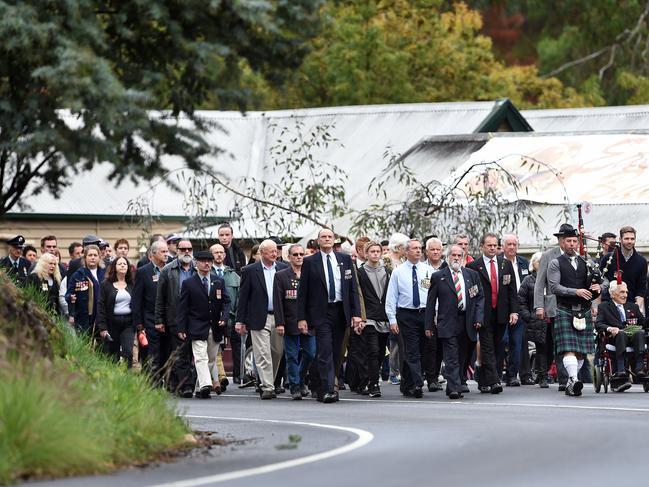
(502, 233, 532, 386)
(274, 244, 315, 400)
(297, 228, 362, 404)
(132, 240, 169, 386)
(596, 281, 646, 391)
(467, 232, 518, 394)
(176, 250, 230, 399)
(426, 244, 484, 399)
(235, 239, 288, 399)
(1, 235, 30, 286)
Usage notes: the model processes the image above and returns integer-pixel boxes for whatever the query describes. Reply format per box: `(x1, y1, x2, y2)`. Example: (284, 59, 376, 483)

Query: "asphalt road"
(34, 381, 649, 487)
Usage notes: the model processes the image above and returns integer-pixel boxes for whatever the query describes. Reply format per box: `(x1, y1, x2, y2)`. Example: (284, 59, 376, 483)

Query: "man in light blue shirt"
(385, 239, 430, 398)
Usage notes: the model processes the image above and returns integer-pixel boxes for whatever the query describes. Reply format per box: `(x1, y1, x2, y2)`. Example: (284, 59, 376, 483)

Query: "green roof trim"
(474, 98, 533, 133)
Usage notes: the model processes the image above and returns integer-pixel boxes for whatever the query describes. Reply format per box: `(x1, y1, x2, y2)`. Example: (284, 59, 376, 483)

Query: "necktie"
(489, 259, 498, 308)
(412, 264, 420, 308)
(453, 271, 463, 310)
(326, 254, 336, 302)
(216, 268, 223, 279)
(570, 256, 578, 271)
(617, 304, 625, 322)
(202, 276, 209, 294)
(13, 261, 18, 273)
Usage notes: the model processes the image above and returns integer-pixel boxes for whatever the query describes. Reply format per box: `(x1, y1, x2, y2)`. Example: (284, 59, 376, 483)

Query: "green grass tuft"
(0, 322, 190, 484)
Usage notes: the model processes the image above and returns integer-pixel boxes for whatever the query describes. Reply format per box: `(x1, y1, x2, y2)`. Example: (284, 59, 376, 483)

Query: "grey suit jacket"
(533, 246, 561, 317)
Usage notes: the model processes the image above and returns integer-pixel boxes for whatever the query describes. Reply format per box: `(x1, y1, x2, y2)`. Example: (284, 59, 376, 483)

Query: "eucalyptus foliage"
(0, 0, 322, 216)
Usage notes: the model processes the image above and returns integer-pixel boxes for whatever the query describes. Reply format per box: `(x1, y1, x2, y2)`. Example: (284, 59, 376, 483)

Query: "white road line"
(149, 416, 374, 487)
(215, 393, 649, 413)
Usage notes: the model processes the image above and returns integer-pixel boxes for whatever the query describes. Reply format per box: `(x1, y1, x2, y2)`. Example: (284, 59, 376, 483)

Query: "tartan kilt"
(554, 306, 594, 355)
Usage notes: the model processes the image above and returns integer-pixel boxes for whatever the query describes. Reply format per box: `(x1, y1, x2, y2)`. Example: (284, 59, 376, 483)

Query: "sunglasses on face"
(178, 247, 193, 252)
(291, 252, 305, 257)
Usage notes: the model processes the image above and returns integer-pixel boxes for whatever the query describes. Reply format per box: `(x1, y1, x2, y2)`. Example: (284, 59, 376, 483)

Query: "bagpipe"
(576, 203, 620, 286)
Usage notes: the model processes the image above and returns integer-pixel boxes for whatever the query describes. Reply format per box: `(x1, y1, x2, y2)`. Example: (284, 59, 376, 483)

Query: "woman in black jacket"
(518, 252, 553, 388)
(96, 257, 135, 367)
(24, 253, 61, 314)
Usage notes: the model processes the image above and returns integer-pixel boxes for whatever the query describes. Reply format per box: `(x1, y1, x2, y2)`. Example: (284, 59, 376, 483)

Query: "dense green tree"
(0, 0, 322, 216)
(257, 0, 583, 109)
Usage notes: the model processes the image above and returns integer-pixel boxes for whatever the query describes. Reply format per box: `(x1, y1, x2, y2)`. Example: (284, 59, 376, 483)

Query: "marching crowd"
(2, 221, 647, 402)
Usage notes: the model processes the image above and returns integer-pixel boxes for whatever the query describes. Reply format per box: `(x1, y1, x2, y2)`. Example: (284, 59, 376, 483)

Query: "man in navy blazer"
(425, 245, 484, 399)
(132, 240, 169, 386)
(235, 239, 288, 399)
(176, 251, 230, 398)
(297, 228, 362, 403)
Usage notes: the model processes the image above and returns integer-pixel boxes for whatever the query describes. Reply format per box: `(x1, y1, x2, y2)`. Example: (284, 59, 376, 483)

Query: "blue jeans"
(284, 334, 316, 387)
(505, 320, 525, 380)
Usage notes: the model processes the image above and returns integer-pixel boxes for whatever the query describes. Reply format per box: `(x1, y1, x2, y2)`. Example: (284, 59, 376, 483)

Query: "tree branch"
(541, 1, 649, 79)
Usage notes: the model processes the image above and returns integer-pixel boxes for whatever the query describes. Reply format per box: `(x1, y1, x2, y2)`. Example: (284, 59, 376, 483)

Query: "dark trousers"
(458, 328, 476, 385)
(231, 328, 252, 380)
(610, 330, 646, 373)
(144, 327, 171, 386)
(421, 332, 438, 384)
(534, 321, 554, 378)
(346, 325, 389, 390)
(479, 308, 506, 386)
(102, 314, 134, 368)
(396, 308, 427, 392)
(518, 320, 532, 381)
(315, 302, 347, 394)
(169, 334, 195, 393)
(442, 335, 462, 395)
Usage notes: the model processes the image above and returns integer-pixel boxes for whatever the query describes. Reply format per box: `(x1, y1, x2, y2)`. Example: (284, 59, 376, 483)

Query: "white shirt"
(509, 258, 521, 291)
(90, 267, 98, 282)
(321, 251, 342, 302)
(385, 260, 430, 323)
(262, 262, 276, 311)
(482, 255, 499, 286)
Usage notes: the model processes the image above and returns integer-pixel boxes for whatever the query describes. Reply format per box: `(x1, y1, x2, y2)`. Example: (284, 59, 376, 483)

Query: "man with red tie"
(467, 233, 518, 394)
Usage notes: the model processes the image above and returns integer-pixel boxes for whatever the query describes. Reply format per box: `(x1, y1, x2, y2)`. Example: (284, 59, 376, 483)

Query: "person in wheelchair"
(596, 281, 647, 391)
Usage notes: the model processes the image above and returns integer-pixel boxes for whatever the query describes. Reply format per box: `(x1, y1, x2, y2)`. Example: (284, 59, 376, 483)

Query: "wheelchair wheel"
(603, 371, 609, 393)
(593, 365, 602, 393)
(643, 382, 649, 393)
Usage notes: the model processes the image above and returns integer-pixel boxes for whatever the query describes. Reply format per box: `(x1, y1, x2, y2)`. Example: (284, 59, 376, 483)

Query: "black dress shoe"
(260, 390, 276, 400)
(357, 386, 370, 395)
(411, 386, 423, 398)
(220, 378, 229, 392)
(521, 377, 536, 385)
(198, 385, 212, 399)
(275, 385, 285, 394)
(490, 383, 503, 394)
(428, 382, 442, 392)
(558, 384, 567, 392)
(180, 388, 194, 399)
(322, 392, 337, 403)
(613, 380, 632, 392)
(448, 392, 463, 400)
(479, 385, 492, 393)
(506, 379, 521, 387)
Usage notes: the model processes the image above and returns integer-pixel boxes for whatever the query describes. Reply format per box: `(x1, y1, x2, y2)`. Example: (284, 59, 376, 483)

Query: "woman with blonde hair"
(66, 245, 105, 334)
(25, 252, 62, 314)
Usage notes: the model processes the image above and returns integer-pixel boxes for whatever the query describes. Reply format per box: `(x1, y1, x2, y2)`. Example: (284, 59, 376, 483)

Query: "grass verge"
(0, 287, 191, 484)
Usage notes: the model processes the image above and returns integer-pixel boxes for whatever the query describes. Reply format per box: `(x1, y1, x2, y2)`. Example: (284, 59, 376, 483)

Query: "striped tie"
(453, 271, 463, 310)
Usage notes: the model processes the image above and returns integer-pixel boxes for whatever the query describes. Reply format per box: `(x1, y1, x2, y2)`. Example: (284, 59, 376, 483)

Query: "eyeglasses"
(178, 247, 193, 252)
(291, 252, 305, 256)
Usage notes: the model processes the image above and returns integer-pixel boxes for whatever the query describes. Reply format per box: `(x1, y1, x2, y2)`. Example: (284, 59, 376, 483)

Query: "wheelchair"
(592, 330, 649, 393)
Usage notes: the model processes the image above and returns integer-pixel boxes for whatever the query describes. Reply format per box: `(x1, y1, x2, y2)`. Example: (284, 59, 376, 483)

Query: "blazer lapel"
(315, 254, 327, 290)
(443, 267, 456, 294)
(255, 262, 269, 298)
(476, 261, 490, 288)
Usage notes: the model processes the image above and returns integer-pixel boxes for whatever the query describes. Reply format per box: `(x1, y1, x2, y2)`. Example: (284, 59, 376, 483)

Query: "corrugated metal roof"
(522, 105, 649, 133)
(13, 101, 508, 222)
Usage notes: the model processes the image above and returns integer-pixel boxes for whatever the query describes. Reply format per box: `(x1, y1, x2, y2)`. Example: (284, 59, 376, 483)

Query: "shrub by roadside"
(0, 273, 191, 484)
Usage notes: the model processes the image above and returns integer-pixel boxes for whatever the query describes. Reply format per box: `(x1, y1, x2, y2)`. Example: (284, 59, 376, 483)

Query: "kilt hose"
(554, 306, 594, 355)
